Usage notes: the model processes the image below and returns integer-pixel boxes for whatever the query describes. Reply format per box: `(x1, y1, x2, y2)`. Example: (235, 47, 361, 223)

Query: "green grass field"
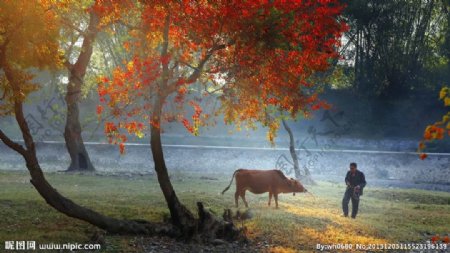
(0, 170, 449, 252)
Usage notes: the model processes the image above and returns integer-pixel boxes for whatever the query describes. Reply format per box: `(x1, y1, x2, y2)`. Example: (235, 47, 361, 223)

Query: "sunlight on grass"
(282, 202, 388, 244)
(282, 202, 347, 226)
(243, 201, 388, 251)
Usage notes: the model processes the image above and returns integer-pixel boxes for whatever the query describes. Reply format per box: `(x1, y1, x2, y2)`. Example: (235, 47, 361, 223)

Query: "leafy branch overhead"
(96, 0, 347, 153)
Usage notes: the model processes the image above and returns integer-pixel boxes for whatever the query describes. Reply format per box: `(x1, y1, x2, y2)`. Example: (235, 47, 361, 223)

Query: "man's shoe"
(351, 216, 356, 219)
(342, 214, 348, 217)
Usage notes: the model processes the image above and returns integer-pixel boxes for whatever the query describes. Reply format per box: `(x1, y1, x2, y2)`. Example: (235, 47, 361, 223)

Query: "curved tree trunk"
(150, 96, 197, 234)
(148, 14, 198, 236)
(27, 157, 172, 235)
(281, 119, 315, 185)
(150, 96, 241, 241)
(64, 11, 98, 171)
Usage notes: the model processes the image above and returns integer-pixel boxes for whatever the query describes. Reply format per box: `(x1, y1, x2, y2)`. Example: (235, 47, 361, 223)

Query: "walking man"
(342, 162, 366, 218)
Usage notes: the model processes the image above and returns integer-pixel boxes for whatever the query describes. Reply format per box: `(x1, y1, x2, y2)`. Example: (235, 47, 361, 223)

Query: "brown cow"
(221, 169, 307, 208)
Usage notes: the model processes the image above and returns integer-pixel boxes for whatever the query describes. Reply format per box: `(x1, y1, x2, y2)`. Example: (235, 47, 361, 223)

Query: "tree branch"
(72, 11, 99, 74)
(161, 15, 171, 89)
(163, 43, 229, 97)
(0, 57, 37, 155)
(0, 128, 28, 156)
(61, 18, 87, 36)
(187, 44, 227, 82)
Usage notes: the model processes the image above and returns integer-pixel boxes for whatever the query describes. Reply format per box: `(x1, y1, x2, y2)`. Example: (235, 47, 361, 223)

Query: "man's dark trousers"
(342, 187, 359, 218)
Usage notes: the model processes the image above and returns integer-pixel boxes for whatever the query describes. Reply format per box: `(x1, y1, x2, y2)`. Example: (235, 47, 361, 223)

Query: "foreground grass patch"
(0, 170, 449, 252)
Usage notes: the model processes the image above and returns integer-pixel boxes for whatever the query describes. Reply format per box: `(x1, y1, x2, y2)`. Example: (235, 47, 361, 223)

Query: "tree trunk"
(150, 96, 197, 234)
(64, 11, 98, 171)
(281, 119, 315, 185)
(64, 101, 95, 171)
(281, 119, 301, 179)
(150, 96, 242, 241)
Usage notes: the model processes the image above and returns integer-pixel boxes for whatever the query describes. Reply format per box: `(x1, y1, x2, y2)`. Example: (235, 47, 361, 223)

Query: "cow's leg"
(274, 193, 279, 209)
(240, 190, 249, 208)
(268, 192, 272, 206)
(234, 191, 239, 208)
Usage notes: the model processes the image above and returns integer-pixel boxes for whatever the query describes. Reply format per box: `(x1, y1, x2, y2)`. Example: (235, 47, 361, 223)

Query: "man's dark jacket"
(345, 170, 367, 195)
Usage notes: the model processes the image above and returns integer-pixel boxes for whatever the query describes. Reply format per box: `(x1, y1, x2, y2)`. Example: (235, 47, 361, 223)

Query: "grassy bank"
(0, 170, 449, 252)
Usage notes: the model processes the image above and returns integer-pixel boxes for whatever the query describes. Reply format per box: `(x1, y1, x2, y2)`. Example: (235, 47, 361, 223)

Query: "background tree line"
(338, 0, 449, 98)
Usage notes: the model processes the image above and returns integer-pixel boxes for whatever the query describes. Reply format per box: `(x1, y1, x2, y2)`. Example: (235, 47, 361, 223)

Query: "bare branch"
(185, 43, 227, 83)
(0, 128, 28, 156)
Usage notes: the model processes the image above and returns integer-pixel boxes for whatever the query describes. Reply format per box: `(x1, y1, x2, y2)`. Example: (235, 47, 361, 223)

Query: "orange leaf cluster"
(418, 86, 450, 159)
(424, 125, 445, 141)
(1, 0, 62, 115)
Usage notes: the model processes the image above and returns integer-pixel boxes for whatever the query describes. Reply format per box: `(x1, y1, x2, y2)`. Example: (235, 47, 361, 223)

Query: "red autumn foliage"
(418, 86, 450, 159)
(96, 0, 347, 152)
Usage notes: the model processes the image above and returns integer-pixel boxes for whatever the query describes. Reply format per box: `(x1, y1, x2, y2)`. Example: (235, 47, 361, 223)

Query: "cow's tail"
(221, 169, 240, 195)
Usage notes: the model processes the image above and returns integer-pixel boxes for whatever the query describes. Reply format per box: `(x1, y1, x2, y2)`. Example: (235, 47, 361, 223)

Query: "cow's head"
(289, 178, 307, 196)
